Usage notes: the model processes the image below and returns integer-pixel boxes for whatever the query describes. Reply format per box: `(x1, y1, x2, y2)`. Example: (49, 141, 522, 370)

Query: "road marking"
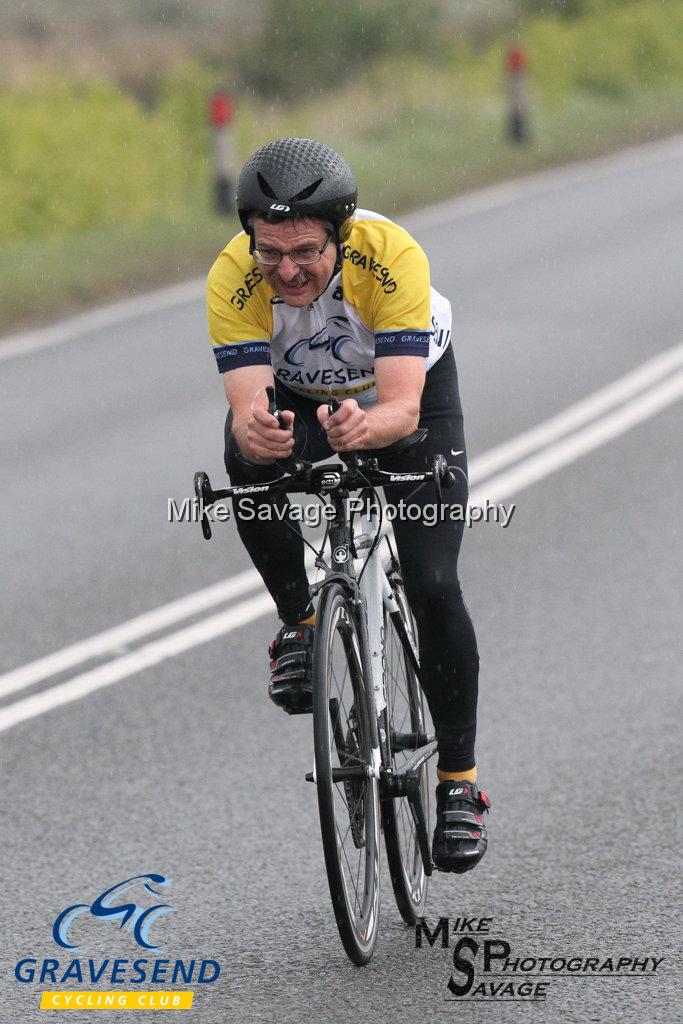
(0, 348, 680, 733)
(469, 371, 682, 507)
(470, 343, 683, 481)
(0, 593, 274, 734)
(2, 133, 682, 362)
(0, 567, 261, 700)
(1, 341, 680, 704)
(0, 278, 205, 362)
(400, 132, 683, 234)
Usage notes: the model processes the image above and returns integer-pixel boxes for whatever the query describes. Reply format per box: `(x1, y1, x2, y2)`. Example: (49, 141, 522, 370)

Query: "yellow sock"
(437, 767, 477, 784)
(298, 612, 316, 626)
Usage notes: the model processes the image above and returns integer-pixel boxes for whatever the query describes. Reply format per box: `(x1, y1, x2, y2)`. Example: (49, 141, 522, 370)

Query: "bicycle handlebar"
(194, 450, 457, 541)
(194, 389, 457, 539)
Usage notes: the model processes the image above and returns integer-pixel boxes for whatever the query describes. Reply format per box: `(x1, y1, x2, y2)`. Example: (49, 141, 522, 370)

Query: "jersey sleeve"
(372, 239, 432, 358)
(342, 218, 432, 360)
(206, 233, 274, 373)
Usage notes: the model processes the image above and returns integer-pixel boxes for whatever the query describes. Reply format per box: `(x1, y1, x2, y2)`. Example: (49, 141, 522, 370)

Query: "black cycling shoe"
(268, 624, 315, 715)
(432, 779, 490, 874)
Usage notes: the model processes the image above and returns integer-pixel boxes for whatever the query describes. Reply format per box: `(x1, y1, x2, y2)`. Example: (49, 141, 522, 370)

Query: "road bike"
(193, 391, 456, 964)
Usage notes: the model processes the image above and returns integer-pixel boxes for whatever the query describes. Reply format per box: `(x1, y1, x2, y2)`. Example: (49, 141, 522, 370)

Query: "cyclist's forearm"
(223, 364, 274, 421)
(364, 398, 420, 448)
(223, 365, 278, 461)
(369, 354, 425, 448)
(222, 365, 296, 463)
(230, 417, 252, 458)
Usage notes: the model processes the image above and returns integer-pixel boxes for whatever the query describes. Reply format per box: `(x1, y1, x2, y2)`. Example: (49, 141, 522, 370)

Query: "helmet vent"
(256, 172, 278, 199)
(289, 177, 324, 202)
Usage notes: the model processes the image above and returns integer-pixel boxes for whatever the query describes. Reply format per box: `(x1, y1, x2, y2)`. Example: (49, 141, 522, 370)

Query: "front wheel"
(312, 583, 380, 965)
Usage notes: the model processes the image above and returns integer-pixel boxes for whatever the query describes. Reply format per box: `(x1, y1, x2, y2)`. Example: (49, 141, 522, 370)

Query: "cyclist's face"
(252, 217, 337, 307)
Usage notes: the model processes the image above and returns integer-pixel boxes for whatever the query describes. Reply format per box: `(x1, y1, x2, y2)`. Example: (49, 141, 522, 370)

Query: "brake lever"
(266, 385, 287, 429)
(194, 471, 214, 540)
(327, 396, 362, 472)
(431, 454, 456, 503)
(266, 385, 304, 475)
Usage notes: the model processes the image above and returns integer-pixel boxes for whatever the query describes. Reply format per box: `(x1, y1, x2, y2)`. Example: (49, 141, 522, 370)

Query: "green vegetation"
(2, 0, 683, 332)
(235, 0, 444, 99)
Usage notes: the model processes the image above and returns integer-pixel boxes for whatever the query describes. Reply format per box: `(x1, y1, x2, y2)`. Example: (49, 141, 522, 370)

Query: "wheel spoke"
(381, 572, 428, 923)
(337, 832, 361, 908)
(314, 587, 379, 962)
(354, 846, 363, 910)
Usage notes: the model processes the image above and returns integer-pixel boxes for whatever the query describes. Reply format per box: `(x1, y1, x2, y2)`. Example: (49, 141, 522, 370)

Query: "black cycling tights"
(224, 344, 479, 772)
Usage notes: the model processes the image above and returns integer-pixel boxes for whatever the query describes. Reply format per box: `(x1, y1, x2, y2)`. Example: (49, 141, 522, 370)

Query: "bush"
(0, 75, 187, 241)
(526, 0, 683, 101)
(235, 0, 445, 99)
(2, 1, 683, 244)
(154, 59, 220, 179)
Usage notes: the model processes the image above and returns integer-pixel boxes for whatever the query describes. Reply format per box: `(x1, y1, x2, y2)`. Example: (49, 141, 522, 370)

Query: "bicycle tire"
(312, 583, 381, 965)
(381, 572, 430, 924)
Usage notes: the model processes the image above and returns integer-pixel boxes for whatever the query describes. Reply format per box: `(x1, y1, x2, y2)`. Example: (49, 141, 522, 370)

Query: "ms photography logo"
(15, 872, 221, 1012)
(415, 917, 666, 1005)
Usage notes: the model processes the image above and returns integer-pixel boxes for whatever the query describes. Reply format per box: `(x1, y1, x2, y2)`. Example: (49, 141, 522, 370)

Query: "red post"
(506, 46, 530, 145)
(507, 46, 527, 76)
(210, 92, 233, 129)
(210, 91, 235, 215)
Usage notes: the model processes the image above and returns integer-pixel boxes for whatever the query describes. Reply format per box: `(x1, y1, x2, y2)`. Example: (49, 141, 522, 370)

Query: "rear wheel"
(312, 583, 380, 965)
(381, 573, 429, 923)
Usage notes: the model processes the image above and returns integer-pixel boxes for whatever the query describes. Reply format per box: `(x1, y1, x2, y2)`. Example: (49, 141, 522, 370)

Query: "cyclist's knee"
(407, 574, 464, 623)
(408, 576, 478, 656)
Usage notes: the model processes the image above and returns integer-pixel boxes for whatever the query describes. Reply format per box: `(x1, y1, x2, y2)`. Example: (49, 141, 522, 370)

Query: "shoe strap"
(440, 783, 490, 813)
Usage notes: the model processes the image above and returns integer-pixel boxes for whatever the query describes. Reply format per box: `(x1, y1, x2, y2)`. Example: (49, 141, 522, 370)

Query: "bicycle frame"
(307, 484, 437, 873)
(193, 444, 452, 874)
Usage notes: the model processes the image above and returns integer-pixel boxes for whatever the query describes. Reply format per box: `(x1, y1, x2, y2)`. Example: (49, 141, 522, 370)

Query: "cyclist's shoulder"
(206, 230, 270, 319)
(345, 209, 427, 262)
(341, 210, 430, 309)
(208, 230, 255, 285)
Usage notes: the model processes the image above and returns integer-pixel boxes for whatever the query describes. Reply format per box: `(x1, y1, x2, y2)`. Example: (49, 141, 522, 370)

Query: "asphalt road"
(1, 137, 681, 1023)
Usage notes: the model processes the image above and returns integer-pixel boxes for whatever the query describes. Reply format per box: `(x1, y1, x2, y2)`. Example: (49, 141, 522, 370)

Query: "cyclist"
(206, 137, 490, 874)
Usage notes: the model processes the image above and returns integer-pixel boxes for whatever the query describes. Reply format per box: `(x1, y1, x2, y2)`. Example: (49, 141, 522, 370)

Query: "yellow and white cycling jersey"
(206, 208, 452, 408)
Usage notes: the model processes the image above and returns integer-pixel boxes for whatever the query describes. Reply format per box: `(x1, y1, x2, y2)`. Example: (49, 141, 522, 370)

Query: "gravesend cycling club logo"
(14, 872, 221, 1012)
(415, 916, 666, 1005)
(53, 873, 173, 952)
(284, 315, 353, 365)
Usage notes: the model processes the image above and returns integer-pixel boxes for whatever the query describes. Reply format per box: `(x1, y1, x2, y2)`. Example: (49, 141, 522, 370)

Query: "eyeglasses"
(251, 234, 333, 266)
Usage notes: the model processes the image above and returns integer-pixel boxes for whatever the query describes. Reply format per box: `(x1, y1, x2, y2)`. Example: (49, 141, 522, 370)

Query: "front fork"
(317, 492, 383, 777)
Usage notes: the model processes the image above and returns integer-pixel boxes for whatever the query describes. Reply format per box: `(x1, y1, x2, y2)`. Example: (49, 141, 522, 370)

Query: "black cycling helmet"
(237, 137, 357, 243)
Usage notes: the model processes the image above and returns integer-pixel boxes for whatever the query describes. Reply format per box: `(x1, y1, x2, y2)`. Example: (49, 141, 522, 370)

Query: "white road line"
(469, 343, 683, 482)
(0, 360, 680, 734)
(0, 344, 680, 704)
(469, 371, 682, 507)
(0, 567, 260, 700)
(399, 133, 683, 234)
(0, 547, 325, 703)
(0, 593, 275, 734)
(0, 278, 205, 362)
(2, 133, 682, 362)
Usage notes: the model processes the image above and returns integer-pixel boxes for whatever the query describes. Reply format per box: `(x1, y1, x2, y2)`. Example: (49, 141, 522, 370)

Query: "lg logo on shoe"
(449, 787, 467, 796)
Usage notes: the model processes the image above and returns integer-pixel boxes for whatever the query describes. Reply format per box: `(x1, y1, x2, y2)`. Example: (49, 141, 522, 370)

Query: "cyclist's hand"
(237, 389, 295, 464)
(317, 398, 370, 452)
